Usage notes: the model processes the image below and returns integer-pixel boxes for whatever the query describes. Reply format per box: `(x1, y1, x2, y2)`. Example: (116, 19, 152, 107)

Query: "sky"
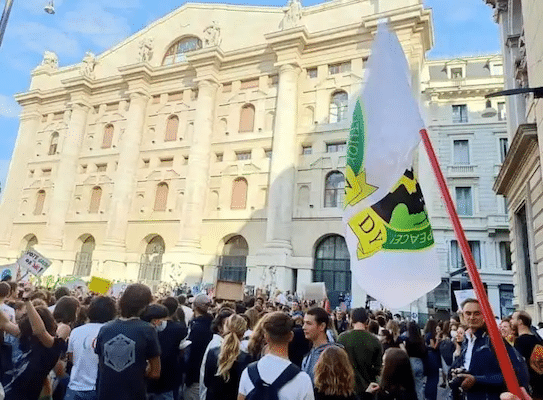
(0, 0, 500, 197)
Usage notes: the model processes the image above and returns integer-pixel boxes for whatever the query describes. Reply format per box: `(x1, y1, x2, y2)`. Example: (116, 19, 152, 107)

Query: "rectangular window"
(452, 105, 468, 123)
(105, 103, 119, 112)
(216, 153, 223, 162)
(142, 159, 150, 168)
(517, 206, 534, 304)
(268, 75, 279, 86)
(453, 140, 470, 165)
(236, 151, 251, 160)
(302, 145, 312, 155)
(222, 83, 232, 93)
(240, 79, 259, 90)
(52, 112, 63, 121)
(42, 168, 51, 176)
(160, 157, 174, 167)
(499, 241, 512, 271)
(499, 137, 508, 163)
(264, 149, 272, 158)
(498, 102, 506, 121)
(450, 67, 463, 79)
(168, 92, 183, 102)
(455, 186, 473, 216)
(326, 142, 347, 153)
(307, 67, 318, 78)
(451, 240, 482, 269)
(328, 61, 351, 75)
(96, 163, 107, 172)
(152, 95, 161, 104)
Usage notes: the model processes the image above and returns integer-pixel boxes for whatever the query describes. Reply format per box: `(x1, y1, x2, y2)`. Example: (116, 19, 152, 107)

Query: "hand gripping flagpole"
(420, 128, 527, 400)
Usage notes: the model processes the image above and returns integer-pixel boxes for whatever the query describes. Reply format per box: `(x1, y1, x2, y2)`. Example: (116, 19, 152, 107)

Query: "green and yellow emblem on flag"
(342, 24, 440, 308)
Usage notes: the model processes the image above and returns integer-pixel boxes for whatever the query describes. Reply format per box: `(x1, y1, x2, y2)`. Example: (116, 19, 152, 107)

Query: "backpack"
(245, 361, 300, 400)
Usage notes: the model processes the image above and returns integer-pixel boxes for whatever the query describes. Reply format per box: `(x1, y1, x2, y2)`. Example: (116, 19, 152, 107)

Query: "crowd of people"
(0, 279, 540, 400)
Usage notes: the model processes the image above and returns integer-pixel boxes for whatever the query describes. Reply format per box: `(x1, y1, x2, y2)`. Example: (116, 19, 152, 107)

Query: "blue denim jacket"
(451, 328, 529, 400)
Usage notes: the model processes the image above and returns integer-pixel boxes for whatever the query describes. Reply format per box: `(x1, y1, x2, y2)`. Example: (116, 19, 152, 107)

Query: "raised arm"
(25, 299, 55, 348)
(0, 309, 20, 336)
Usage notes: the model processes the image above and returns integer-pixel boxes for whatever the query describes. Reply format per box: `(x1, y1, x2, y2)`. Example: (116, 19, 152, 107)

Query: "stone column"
(264, 64, 300, 253)
(177, 79, 219, 249)
(104, 90, 150, 248)
(0, 103, 41, 248)
(43, 100, 90, 248)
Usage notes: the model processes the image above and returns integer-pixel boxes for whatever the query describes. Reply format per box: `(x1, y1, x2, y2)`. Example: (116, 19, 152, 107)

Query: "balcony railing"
(447, 165, 476, 175)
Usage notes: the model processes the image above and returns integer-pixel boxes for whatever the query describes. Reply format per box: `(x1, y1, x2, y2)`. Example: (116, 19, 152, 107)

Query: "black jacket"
(185, 313, 213, 386)
(203, 346, 253, 400)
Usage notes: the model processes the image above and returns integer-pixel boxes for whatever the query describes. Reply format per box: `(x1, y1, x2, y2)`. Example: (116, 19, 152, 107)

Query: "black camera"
(448, 367, 468, 390)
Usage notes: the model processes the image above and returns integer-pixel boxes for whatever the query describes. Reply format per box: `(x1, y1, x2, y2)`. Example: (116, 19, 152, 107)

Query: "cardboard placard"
(303, 282, 327, 301)
(88, 276, 112, 295)
(454, 289, 476, 310)
(17, 250, 51, 276)
(215, 280, 244, 301)
(110, 283, 128, 298)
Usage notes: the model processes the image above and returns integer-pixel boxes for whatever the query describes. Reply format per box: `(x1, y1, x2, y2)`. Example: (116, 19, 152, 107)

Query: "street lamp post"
(0, 0, 14, 49)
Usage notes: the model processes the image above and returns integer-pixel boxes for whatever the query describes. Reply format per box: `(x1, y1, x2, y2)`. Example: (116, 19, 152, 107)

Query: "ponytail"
(217, 314, 247, 382)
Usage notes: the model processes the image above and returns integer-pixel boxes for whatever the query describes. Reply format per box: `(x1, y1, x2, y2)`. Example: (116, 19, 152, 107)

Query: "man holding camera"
(449, 298, 529, 400)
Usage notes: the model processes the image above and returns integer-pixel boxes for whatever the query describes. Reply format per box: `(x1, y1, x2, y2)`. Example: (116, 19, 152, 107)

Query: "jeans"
(64, 388, 98, 400)
(148, 392, 175, 400)
(410, 357, 426, 400)
(183, 384, 199, 400)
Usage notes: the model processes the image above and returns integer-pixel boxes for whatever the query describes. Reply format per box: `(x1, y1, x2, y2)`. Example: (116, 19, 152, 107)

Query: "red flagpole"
(419, 128, 526, 399)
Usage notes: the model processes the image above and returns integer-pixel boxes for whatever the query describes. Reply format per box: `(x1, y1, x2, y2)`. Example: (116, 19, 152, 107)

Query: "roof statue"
(36, 51, 59, 71)
(281, 0, 302, 30)
(203, 21, 221, 47)
(80, 52, 97, 79)
(139, 37, 154, 62)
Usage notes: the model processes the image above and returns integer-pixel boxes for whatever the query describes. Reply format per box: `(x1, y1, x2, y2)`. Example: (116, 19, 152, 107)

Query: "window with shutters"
(154, 182, 169, 211)
(455, 187, 473, 216)
(89, 186, 102, 214)
(451, 240, 481, 269)
(453, 140, 470, 165)
(102, 124, 114, 149)
(48, 132, 59, 155)
(165, 115, 179, 141)
(239, 104, 255, 132)
(34, 190, 46, 215)
(231, 178, 248, 209)
(452, 105, 468, 123)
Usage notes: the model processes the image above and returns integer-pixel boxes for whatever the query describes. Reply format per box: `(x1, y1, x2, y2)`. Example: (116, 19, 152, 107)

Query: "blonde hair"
(217, 314, 247, 382)
(314, 346, 355, 397)
(248, 312, 268, 358)
(386, 320, 400, 342)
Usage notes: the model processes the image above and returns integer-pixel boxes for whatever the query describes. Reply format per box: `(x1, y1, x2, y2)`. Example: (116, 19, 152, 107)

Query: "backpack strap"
(270, 363, 300, 391)
(247, 362, 262, 387)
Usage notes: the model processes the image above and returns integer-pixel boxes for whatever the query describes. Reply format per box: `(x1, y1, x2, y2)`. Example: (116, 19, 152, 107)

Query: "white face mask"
(156, 320, 167, 332)
(450, 330, 457, 339)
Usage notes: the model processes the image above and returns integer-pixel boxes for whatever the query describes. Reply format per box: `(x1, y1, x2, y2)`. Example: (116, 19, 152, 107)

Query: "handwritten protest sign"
(17, 250, 51, 276)
(88, 276, 112, 295)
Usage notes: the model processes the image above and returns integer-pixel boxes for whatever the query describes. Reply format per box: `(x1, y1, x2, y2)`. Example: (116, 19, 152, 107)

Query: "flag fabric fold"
(343, 23, 440, 309)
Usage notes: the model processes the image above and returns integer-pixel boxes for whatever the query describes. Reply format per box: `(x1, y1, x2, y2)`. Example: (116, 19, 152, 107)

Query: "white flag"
(343, 24, 440, 308)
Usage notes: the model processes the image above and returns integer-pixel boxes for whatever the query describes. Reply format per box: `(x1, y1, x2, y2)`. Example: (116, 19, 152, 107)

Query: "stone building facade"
(0, 0, 434, 306)
(421, 55, 514, 318)
(487, 0, 543, 323)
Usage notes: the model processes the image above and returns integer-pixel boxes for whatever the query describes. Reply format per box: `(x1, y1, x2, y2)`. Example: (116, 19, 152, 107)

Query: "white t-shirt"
(0, 303, 15, 323)
(181, 305, 193, 326)
(67, 322, 104, 391)
(238, 354, 314, 400)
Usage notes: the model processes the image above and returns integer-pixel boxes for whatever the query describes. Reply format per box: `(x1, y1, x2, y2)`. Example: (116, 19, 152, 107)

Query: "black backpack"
(245, 361, 300, 400)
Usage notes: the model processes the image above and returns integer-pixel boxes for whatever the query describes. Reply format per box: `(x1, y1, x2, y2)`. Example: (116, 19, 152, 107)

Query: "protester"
(94, 283, 161, 400)
(178, 295, 194, 326)
(511, 310, 543, 400)
(0, 283, 15, 324)
(302, 307, 336, 383)
(203, 314, 252, 400)
(438, 321, 455, 389)
(185, 294, 213, 400)
(65, 296, 117, 400)
(449, 298, 529, 400)
(364, 348, 417, 400)
(289, 314, 311, 368)
(314, 346, 358, 400)
(423, 319, 441, 400)
(337, 308, 382, 397)
(500, 317, 516, 345)
(238, 312, 314, 400)
(399, 321, 426, 400)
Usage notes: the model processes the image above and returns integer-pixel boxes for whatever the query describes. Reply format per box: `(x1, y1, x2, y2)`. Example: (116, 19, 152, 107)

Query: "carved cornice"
(265, 26, 309, 68)
(494, 123, 538, 195)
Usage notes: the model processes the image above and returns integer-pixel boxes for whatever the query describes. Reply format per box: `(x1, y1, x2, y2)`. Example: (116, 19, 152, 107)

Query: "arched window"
(314, 235, 351, 308)
(329, 91, 348, 123)
(324, 171, 345, 208)
(89, 186, 102, 214)
(231, 178, 248, 209)
(239, 104, 255, 133)
(165, 115, 179, 142)
(218, 118, 228, 135)
(209, 190, 219, 211)
(25, 234, 38, 251)
(219, 235, 249, 282)
(154, 182, 169, 211)
(139, 235, 165, 281)
(74, 235, 95, 276)
(303, 106, 314, 126)
(298, 185, 310, 207)
(102, 124, 114, 149)
(162, 37, 202, 65)
(34, 190, 46, 215)
(48, 132, 59, 155)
